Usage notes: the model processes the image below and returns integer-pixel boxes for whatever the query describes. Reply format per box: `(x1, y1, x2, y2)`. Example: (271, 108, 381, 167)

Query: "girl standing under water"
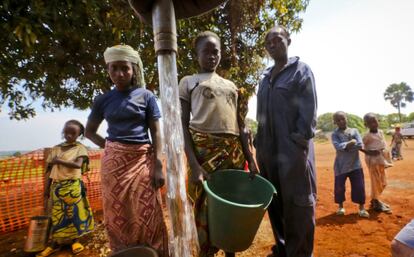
(37, 120, 94, 257)
(179, 31, 258, 257)
(85, 45, 168, 256)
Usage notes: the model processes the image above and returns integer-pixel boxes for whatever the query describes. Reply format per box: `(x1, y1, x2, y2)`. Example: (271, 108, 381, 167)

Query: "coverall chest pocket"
(274, 81, 296, 99)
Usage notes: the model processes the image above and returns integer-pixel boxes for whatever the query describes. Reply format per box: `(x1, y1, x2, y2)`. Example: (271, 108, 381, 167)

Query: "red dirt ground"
(1, 140, 413, 257)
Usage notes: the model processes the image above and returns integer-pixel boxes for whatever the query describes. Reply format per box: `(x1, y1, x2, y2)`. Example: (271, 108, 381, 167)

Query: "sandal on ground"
(336, 207, 345, 216)
(72, 242, 85, 254)
(371, 200, 392, 213)
(358, 209, 370, 218)
(378, 200, 390, 208)
(380, 204, 392, 214)
(377, 201, 392, 213)
(36, 246, 60, 257)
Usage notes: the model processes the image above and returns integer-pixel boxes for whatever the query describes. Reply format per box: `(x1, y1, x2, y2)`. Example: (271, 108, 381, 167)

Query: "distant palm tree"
(384, 82, 414, 122)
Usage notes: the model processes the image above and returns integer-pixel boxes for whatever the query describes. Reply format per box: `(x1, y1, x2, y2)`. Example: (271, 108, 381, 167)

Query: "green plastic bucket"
(203, 169, 276, 252)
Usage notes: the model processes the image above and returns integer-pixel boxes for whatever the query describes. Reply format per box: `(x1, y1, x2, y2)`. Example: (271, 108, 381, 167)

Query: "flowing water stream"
(157, 53, 200, 257)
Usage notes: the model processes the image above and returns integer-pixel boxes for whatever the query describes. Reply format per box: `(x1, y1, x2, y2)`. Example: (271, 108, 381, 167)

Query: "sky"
(1, 0, 414, 151)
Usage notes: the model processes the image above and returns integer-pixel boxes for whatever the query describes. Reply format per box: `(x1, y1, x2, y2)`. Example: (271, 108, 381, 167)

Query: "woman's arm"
(85, 119, 105, 148)
(149, 118, 165, 189)
(180, 99, 209, 184)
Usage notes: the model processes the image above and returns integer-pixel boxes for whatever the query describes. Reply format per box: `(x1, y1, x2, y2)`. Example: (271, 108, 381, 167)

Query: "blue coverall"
(255, 56, 317, 257)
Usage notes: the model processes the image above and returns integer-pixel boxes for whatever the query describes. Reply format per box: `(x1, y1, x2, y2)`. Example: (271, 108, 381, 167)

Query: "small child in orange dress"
(361, 113, 392, 214)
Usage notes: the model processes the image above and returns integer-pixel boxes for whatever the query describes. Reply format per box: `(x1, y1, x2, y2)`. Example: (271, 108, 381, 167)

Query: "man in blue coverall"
(255, 25, 317, 257)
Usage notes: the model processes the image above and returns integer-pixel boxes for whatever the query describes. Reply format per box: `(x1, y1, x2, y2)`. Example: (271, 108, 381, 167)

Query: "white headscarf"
(104, 45, 145, 86)
(104, 45, 140, 64)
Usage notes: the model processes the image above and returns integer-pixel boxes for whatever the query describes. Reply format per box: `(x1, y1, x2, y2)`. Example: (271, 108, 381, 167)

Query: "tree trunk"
(398, 102, 402, 122)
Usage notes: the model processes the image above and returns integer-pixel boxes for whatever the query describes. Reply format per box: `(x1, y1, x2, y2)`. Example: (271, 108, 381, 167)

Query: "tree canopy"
(245, 117, 258, 135)
(384, 82, 414, 122)
(316, 112, 414, 135)
(0, 0, 309, 119)
(407, 112, 414, 123)
(317, 112, 365, 134)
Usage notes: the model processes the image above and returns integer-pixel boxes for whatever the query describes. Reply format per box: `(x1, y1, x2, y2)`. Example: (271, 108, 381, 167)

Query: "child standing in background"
(331, 112, 369, 218)
(362, 113, 392, 214)
(391, 126, 408, 160)
(37, 120, 94, 257)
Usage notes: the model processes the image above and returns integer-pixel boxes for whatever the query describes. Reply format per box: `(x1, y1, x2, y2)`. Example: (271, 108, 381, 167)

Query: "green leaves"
(0, 0, 309, 119)
(384, 82, 414, 122)
(317, 113, 366, 134)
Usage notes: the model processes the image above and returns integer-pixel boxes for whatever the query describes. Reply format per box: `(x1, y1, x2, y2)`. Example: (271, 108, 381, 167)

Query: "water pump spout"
(129, 0, 227, 23)
(152, 0, 177, 54)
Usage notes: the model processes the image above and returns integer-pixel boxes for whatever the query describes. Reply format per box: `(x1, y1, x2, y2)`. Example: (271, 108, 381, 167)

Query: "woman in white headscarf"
(85, 45, 168, 256)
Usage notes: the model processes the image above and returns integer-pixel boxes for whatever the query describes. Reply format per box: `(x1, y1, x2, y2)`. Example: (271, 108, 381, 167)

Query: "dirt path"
(312, 140, 414, 257)
(1, 140, 413, 257)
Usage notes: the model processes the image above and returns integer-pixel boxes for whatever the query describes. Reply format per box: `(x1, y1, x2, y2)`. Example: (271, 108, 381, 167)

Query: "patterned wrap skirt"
(101, 141, 169, 256)
(187, 129, 245, 256)
(50, 179, 94, 244)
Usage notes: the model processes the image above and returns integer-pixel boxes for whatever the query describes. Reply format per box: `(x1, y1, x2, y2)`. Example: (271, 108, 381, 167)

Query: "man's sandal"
(72, 242, 85, 254)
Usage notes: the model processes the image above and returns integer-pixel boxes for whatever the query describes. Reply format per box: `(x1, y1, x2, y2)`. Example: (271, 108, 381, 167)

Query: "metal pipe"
(152, 0, 177, 54)
(129, 0, 227, 24)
